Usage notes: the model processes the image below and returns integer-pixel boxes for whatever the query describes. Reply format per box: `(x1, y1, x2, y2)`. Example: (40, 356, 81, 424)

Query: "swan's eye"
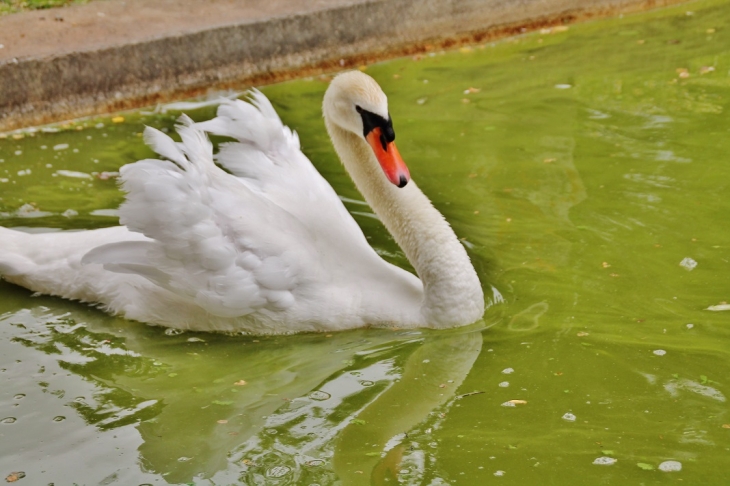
(358, 107, 395, 143)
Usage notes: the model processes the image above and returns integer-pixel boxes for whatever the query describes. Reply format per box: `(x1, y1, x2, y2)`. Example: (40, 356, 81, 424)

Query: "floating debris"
(96, 171, 119, 180)
(502, 368, 514, 374)
(637, 462, 655, 470)
(658, 460, 682, 472)
(653, 349, 667, 356)
(112, 116, 125, 123)
(562, 412, 576, 422)
(679, 257, 697, 271)
(14, 203, 52, 218)
(56, 170, 92, 179)
(53, 143, 69, 151)
(5, 472, 25, 482)
(157, 95, 235, 113)
(664, 378, 726, 402)
(593, 456, 617, 466)
(233, 380, 247, 386)
(309, 390, 331, 401)
(554, 84, 572, 89)
(706, 304, 730, 311)
(501, 399, 527, 407)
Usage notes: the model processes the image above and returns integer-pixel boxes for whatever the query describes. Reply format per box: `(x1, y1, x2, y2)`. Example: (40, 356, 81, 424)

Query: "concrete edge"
(0, 0, 692, 131)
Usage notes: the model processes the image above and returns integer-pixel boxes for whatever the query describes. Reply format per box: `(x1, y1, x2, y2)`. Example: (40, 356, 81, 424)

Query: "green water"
(2, 0, 730, 483)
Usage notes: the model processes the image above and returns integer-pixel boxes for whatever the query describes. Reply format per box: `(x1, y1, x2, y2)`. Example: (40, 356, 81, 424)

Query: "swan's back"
(1, 93, 424, 333)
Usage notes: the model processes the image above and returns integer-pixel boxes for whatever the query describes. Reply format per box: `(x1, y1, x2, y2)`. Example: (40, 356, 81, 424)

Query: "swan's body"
(0, 72, 484, 334)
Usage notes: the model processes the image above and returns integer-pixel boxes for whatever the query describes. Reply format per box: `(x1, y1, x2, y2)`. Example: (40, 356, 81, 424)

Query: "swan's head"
(323, 71, 410, 188)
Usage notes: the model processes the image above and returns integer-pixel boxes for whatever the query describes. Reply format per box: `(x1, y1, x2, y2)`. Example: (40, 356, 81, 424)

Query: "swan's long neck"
(326, 122, 484, 326)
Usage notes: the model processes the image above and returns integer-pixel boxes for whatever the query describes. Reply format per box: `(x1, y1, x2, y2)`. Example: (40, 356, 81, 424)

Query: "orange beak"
(366, 127, 410, 188)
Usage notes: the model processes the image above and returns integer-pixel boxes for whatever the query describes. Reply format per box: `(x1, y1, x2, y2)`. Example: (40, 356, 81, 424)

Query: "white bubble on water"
(653, 349, 667, 356)
(562, 413, 576, 422)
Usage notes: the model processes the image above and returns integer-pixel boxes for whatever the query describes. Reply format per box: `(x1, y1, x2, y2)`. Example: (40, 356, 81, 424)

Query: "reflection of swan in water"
(0, 288, 486, 484)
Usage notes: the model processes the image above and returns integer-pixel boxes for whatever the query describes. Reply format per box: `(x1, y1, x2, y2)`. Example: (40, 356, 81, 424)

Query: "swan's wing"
(83, 118, 321, 319)
(193, 92, 364, 238)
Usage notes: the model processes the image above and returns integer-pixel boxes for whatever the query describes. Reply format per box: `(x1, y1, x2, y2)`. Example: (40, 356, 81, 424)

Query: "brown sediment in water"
(0, 0, 692, 132)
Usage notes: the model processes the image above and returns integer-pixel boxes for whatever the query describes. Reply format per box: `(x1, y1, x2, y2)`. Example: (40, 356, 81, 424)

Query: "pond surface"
(1, 0, 730, 484)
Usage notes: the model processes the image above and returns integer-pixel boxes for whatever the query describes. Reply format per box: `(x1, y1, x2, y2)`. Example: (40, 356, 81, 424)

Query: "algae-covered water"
(2, 0, 730, 484)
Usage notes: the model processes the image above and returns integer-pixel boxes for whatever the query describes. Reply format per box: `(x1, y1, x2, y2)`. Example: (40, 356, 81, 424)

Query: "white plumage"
(0, 72, 484, 334)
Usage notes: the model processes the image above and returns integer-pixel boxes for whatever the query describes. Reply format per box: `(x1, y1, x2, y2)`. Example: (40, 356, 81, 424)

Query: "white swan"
(0, 71, 484, 334)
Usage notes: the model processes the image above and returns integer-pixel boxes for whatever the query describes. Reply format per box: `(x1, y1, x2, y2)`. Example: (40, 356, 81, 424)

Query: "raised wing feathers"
(194, 95, 364, 241)
(83, 113, 318, 319)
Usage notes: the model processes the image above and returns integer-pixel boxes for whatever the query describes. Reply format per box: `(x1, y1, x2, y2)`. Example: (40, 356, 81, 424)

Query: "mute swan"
(0, 71, 484, 334)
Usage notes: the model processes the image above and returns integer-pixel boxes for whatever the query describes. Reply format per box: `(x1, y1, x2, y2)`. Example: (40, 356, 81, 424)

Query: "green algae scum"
(1, 0, 730, 483)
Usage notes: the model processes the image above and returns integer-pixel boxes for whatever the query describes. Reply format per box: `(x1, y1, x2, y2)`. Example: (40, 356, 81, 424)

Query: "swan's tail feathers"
(0, 227, 34, 276)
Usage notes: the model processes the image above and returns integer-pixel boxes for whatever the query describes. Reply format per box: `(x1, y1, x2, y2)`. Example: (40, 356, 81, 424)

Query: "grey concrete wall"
(0, 0, 689, 131)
